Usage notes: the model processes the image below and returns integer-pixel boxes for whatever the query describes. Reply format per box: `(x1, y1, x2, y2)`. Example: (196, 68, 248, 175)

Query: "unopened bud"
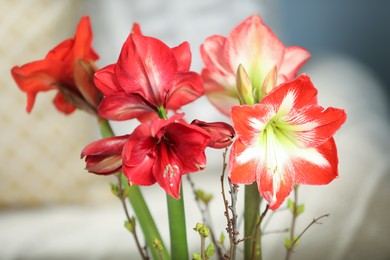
(236, 64, 254, 105)
(191, 120, 235, 149)
(194, 223, 210, 238)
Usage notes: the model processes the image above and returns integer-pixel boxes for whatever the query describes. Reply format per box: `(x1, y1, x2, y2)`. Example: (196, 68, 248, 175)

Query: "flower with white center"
(229, 74, 346, 210)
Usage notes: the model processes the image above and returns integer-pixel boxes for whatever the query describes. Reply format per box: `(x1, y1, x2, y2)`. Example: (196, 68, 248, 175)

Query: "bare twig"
(116, 174, 149, 260)
(186, 175, 224, 258)
(220, 148, 240, 259)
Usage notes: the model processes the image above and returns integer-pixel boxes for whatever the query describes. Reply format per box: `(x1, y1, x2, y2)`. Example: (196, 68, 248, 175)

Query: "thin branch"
(220, 148, 239, 259)
(116, 174, 149, 260)
(186, 175, 224, 258)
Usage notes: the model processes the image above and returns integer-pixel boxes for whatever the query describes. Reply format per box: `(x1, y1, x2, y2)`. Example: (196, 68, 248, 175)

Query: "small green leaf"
(205, 243, 215, 258)
(296, 204, 305, 216)
(110, 183, 120, 197)
(124, 217, 136, 233)
(217, 232, 225, 245)
(195, 189, 213, 205)
(193, 223, 210, 238)
(192, 253, 201, 260)
(287, 198, 294, 213)
(284, 237, 292, 249)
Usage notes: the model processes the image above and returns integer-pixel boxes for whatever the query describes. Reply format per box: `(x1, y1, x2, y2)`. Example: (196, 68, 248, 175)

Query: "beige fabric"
(0, 0, 115, 207)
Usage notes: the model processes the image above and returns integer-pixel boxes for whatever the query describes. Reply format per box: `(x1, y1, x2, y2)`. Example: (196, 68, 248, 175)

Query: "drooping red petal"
(122, 133, 156, 186)
(258, 167, 294, 210)
(53, 91, 76, 114)
(98, 93, 156, 121)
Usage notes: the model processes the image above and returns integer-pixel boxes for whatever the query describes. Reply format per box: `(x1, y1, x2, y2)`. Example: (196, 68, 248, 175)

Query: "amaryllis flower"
(11, 16, 101, 115)
(229, 75, 346, 210)
(82, 114, 211, 198)
(94, 25, 203, 122)
(200, 14, 310, 115)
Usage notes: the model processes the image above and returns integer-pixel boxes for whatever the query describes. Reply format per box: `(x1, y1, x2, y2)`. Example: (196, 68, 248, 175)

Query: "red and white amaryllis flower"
(229, 75, 346, 210)
(11, 16, 101, 115)
(94, 24, 204, 122)
(82, 115, 212, 198)
(201, 14, 310, 115)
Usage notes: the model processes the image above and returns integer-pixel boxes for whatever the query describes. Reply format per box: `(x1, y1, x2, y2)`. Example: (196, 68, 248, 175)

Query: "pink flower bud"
(191, 120, 235, 149)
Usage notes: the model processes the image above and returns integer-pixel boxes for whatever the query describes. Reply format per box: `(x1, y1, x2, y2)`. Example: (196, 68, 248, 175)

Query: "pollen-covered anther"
(164, 164, 179, 186)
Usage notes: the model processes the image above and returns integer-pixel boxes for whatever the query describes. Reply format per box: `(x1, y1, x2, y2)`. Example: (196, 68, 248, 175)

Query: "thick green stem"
(98, 118, 169, 259)
(244, 182, 261, 260)
(167, 188, 189, 259)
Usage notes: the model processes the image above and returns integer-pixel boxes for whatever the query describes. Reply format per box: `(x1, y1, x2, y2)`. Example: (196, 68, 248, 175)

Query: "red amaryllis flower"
(81, 115, 210, 198)
(229, 75, 346, 210)
(11, 16, 101, 115)
(123, 115, 210, 198)
(200, 14, 310, 115)
(94, 25, 203, 122)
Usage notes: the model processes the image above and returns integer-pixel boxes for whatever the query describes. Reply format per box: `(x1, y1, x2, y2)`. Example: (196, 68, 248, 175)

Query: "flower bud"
(193, 223, 210, 238)
(191, 120, 235, 149)
(236, 64, 254, 105)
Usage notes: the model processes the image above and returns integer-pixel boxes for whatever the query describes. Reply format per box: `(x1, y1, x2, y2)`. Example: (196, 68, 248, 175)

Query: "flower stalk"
(167, 188, 189, 259)
(244, 183, 261, 260)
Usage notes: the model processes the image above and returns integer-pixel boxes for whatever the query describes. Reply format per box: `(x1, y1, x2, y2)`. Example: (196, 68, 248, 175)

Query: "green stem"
(244, 182, 261, 260)
(98, 118, 169, 260)
(167, 188, 189, 259)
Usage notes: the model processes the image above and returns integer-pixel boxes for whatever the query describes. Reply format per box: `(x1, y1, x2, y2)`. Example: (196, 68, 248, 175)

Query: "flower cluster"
(11, 13, 346, 259)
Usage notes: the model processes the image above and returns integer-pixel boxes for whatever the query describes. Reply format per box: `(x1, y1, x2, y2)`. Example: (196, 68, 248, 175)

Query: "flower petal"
(229, 139, 258, 184)
(166, 72, 204, 110)
(278, 46, 310, 82)
(200, 35, 231, 75)
(98, 93, 156, 121)
(53, 91, 76, 114)
(122, 133, 157, 186)
(172, 41, 191, 72)
(116, 33, 177, 105)
(94, 64, 122, 96)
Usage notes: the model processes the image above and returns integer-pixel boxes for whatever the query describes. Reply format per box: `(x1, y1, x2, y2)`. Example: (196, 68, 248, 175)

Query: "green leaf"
(296, 204, 305, 216)
(284, 237, 292, 250)
(192, 253, 201, 260)
(205, 243, 215, 258)
(124, 217, 136, 233)
(287, 198, 294, 213)
(195, 189, 213, 205)
(218, 232, 225, 245)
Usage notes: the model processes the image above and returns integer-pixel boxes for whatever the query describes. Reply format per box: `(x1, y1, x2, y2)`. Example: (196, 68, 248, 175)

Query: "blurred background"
(1, 0, 389, 259)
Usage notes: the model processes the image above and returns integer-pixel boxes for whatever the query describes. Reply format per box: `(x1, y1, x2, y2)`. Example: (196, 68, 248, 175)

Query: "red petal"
(122, 133, 156, 186)
(230, 104, 272, 145)
(278, 46, 311, 82)
(81, 135, 129, 175)
(153, 141, 183, 198)
(165, 122, 210, 173)
(292, 138, 339, 185)
(116, 33, 177, 105)
(229, 139, 258, 184)
(172, 42, 191, 72)
(98, 93, 155, 121)
(258, 168, 294, 210)
(94, 64, 122, 96)
(200, 35, 231, 75)
(73, 16, 99, 61)
(166, 72, 204, 110)
(261, 74, 318, 112)
(53, 91, 76, 114)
